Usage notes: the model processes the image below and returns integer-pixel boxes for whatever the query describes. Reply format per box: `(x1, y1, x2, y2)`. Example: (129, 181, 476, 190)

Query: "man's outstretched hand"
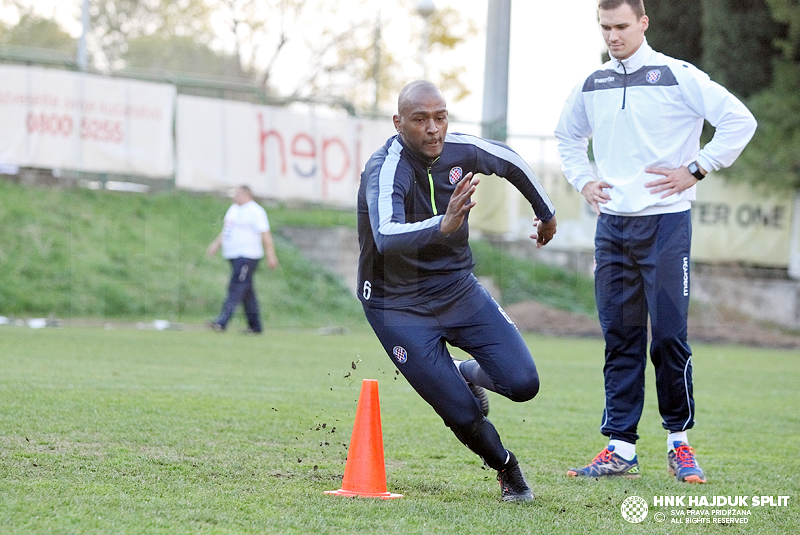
(440, 172, 478, 235)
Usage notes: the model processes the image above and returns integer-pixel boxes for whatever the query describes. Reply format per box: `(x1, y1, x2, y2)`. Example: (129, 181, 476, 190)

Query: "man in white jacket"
(555, 0, 756, 483)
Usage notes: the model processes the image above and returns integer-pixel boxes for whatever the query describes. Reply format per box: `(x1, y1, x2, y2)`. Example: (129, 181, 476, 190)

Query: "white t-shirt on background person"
(220, 200, 270, 260)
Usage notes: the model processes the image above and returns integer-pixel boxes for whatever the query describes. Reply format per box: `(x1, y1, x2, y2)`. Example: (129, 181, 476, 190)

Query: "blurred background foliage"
(645, 0, 800, 192)
(0, 0, 475, 115)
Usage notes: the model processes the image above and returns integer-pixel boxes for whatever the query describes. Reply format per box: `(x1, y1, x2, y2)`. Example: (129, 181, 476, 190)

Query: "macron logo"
(683, 257, 689, 297)
(594, 76, 615, 84)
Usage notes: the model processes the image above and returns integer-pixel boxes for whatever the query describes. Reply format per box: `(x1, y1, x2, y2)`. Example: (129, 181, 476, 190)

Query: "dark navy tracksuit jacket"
(357, 132, 555, 309)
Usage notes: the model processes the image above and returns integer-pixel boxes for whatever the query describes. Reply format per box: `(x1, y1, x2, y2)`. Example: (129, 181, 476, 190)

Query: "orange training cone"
(325, 379, 402, 499)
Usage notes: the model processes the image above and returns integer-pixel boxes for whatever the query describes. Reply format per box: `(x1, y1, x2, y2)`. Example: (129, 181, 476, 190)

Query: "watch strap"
(688, 161, 705, 180)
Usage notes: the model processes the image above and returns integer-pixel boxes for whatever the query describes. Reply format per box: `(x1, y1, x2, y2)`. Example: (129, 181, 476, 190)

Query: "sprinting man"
(357, 80, 557, 502)
(555, 0, 756, 482)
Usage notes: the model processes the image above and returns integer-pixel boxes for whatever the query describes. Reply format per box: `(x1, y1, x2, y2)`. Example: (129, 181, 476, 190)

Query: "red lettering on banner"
(80, 118, 125, 144)
(26, 112, 74, 137)
(355, 122, 363, 186)
(0, 91, 60, 108)
(25, 111, 125, 144)
(321, 137, 350, 197)
(254, 111, 374, 200)
(65, 98, 95, 113)
(258, 112, 286, 174)
(291, 133, 317, 178)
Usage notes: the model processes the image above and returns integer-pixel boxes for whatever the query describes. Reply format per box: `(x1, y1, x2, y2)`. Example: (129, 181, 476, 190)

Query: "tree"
(737, 63, 800, 191)
(766, 0, 800, 61)
(307, 3, 477, 115)
(426, 5, 477, 106)
(2, 0, 476, 115)
(701, 0, 785, 99)
(734, 0, 800, 192)
(642, 0, 703, 67)
(201, 0, 475, 114)
(89, 0, 213, 70)
(0, 11, 75, 54)
(643, 1, 799, 192)
(123, 34, 246, 79)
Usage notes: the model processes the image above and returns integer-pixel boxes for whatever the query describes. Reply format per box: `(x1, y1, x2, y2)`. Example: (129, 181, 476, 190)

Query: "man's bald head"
(393, 81, 449, 161)
(397, 80, 446, 116)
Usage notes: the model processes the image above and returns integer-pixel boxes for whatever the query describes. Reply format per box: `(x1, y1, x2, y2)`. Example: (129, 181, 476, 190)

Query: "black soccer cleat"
(497, 452, 534, 503)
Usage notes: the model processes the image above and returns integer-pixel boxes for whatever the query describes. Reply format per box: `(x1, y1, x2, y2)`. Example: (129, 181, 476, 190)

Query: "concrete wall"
(280, 227, 800, 331)
(280, 226, 360, 297)
(692, 265, 800, 330)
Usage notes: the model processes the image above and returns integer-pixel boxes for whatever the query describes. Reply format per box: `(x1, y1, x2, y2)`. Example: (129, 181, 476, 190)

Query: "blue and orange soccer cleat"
(667, 441, 707, 483)
(567, 445, 640, 478)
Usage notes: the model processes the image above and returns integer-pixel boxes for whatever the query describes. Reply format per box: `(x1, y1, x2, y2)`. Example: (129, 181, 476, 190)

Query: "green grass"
(1, 326, 798, 534)
(471, 240, 596, 315)
(0, 180, 595, 324)
(0, 180, 362, 323)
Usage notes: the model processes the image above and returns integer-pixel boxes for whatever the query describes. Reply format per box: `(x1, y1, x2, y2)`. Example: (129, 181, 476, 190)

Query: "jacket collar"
(396, 134, 440, 167)
(611, 37, 652, 74)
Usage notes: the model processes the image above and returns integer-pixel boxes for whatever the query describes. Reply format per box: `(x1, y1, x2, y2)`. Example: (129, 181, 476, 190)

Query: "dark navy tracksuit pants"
(216, 257, 262, 332)
(363, 274, 539, 470)
(595, 211, 694, 444)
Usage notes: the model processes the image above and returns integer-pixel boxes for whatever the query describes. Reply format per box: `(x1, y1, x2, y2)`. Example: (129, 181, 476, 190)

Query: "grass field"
(0, 179, 596, 324)
(1, 325, 798, 534)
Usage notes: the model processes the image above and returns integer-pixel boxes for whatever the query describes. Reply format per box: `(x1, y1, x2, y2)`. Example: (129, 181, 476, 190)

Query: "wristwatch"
(688, 161, 705, 180)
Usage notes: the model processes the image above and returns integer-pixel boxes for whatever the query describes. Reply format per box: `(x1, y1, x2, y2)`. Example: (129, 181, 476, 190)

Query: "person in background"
(207, 185, 279, 334)
(555, 0, 756, 483)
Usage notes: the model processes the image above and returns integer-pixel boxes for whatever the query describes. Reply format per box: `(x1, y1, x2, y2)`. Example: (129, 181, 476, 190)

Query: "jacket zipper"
(427, 166, 437, 215)
(620, 60, 628, 110)
(427, 156, 440, 215)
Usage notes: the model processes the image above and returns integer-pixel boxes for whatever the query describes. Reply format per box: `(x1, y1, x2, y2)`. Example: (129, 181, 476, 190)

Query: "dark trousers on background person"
(594, 211, 694, 444)
(215, 257, 262, 332)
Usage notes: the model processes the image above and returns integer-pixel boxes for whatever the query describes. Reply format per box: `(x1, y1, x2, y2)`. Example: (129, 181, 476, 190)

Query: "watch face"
(688, 161, 704, 180)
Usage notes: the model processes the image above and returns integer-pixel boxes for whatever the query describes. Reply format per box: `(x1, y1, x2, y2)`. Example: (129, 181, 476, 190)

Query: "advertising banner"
(175, 95, 395, 206)
(691, 173, 791, 266)
(472, 167, 793, 268)
(0, 66, 175, 177)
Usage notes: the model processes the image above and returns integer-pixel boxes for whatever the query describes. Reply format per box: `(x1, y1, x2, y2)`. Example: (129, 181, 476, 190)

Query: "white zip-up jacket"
(555, 39, 757, 216)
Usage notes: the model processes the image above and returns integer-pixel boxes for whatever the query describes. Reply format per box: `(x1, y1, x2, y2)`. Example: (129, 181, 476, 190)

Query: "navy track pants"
(363, 274, 539, 470)
(595, 211, 695, 444)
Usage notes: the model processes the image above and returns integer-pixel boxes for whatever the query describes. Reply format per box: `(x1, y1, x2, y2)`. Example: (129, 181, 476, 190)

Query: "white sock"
(608, 439, 636, 461)
(667, 431, 689, 450)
